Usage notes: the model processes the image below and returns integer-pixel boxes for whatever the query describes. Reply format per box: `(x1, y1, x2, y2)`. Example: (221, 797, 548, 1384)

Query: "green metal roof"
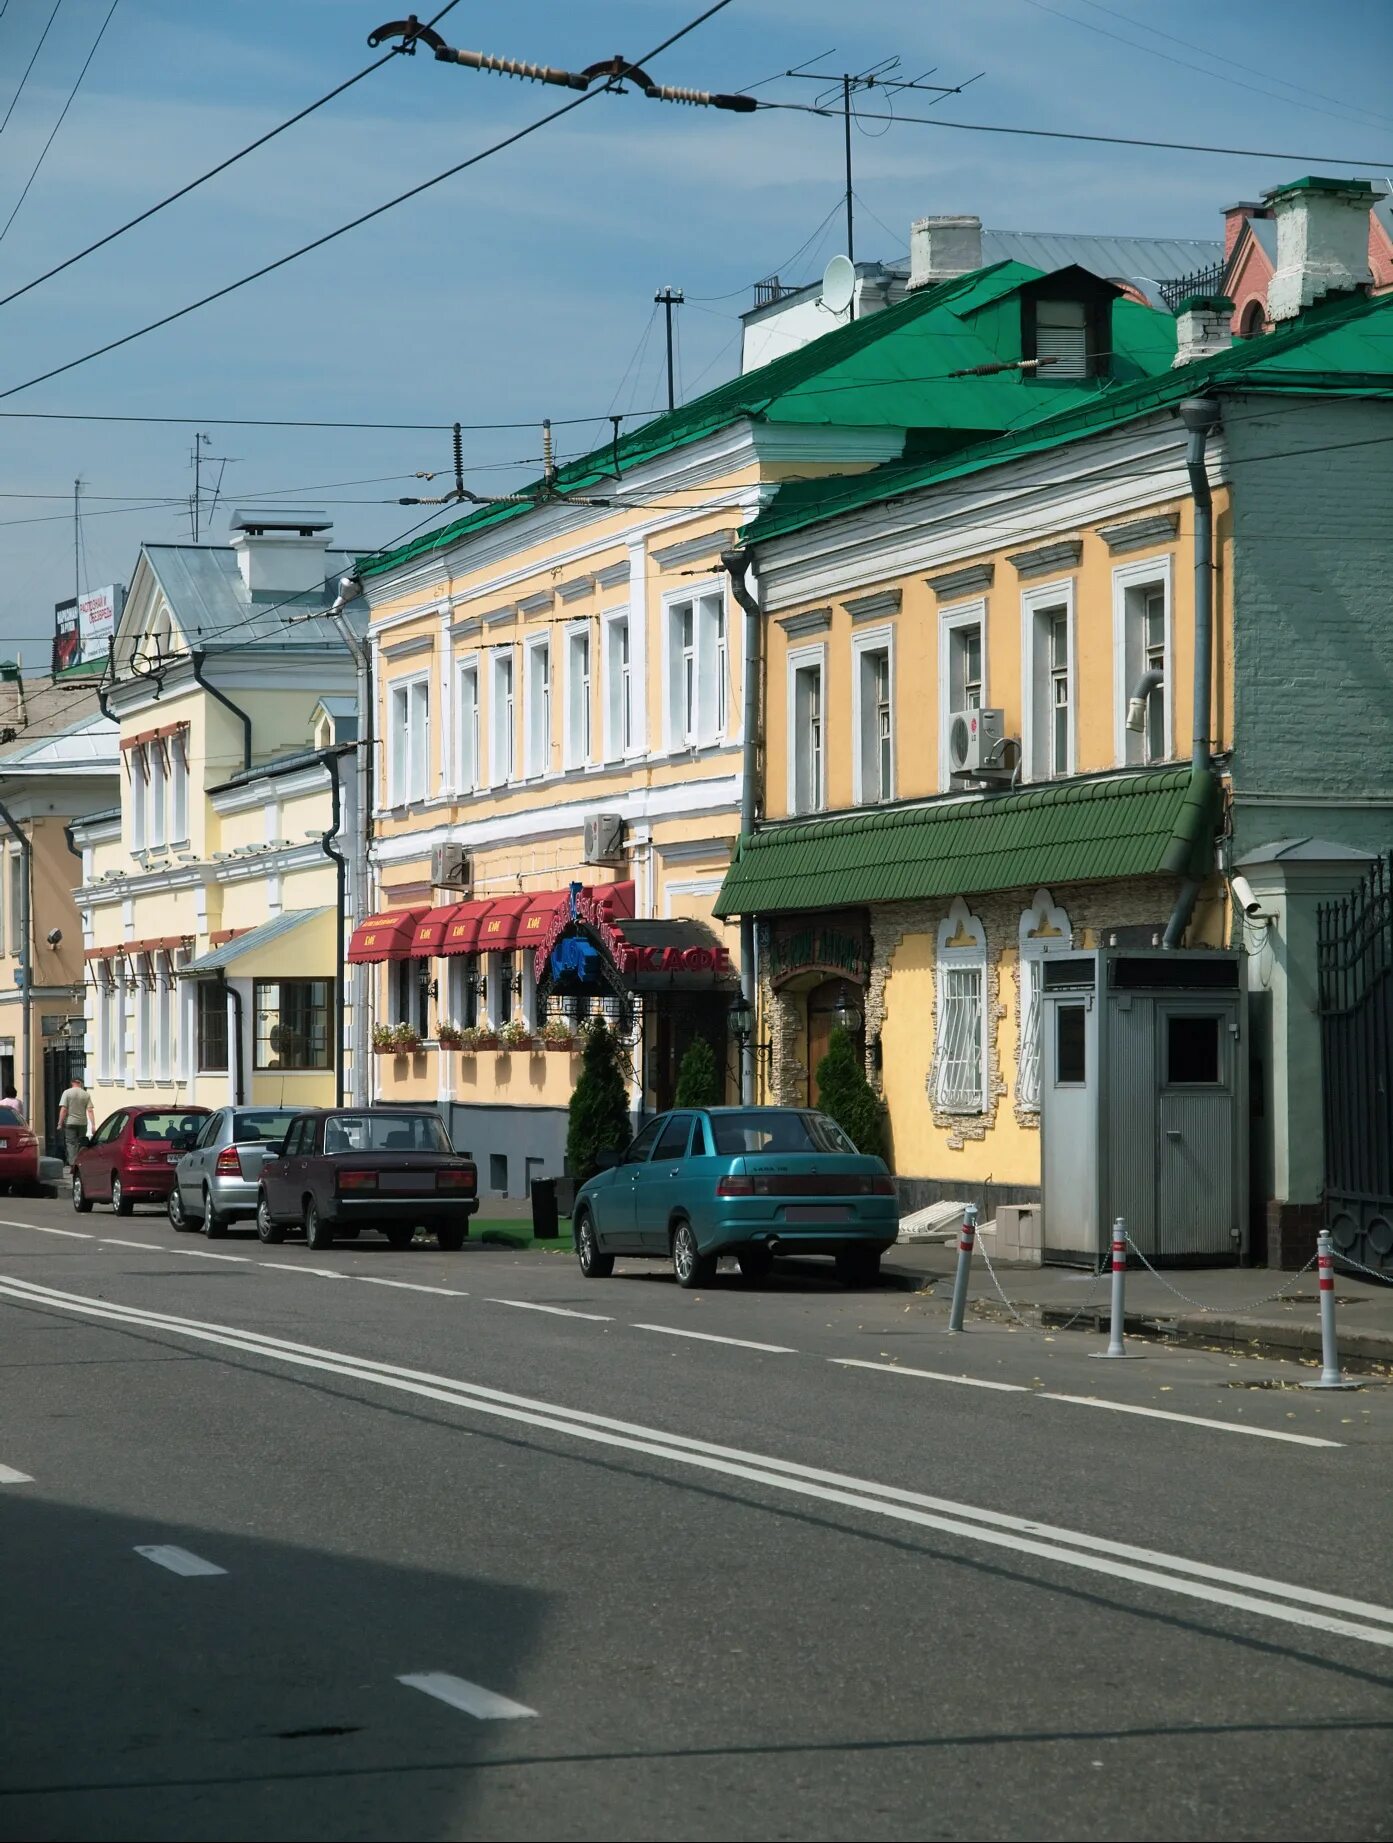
(714, 767, 1217, 918)
(745, 286, 1393, 546)
(359, 262, 1179, 581)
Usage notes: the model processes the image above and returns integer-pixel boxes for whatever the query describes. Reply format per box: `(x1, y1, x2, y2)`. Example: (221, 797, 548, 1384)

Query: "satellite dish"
(820, 254, 855, 316)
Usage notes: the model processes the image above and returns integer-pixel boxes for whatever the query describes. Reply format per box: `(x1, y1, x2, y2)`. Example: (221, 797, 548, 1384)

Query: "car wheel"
(836, 1248, 881, 1288)
(576, 1208, 614, 1279)
(202, 1188, 229, 1240)
(110, 1176, 133, 1217)
(168, 1184, 192, 1232)
(383, 1224, 414, 1250)
(436, 1224, 466, 1252)
(256, 1193, 284, 1245)
(304, 1199, 334, 1251)
(672, 1218, 715, 1290)
(737, 1245, 773, 1283)
(72, 1169, 92, 1214)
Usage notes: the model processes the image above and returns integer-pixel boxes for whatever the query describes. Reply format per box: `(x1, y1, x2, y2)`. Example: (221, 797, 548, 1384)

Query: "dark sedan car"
(256, 1108, 477, 1251)
(72, 1105, 212, 1216)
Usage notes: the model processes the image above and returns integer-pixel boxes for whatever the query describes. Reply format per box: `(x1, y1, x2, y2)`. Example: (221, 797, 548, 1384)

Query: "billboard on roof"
(53, 583, 124, 673)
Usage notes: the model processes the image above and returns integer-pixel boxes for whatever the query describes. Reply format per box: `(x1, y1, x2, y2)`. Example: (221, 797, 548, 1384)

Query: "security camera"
(1229, 874, 1267, 920)
(45, 927, 62, 946)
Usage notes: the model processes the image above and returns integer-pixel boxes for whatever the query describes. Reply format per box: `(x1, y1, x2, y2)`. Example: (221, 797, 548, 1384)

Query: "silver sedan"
(168, 1106, 307, 1238)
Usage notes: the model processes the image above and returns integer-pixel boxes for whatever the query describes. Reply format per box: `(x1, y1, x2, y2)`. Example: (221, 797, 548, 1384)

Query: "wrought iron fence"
(1318, 852, 1393, 1274)
(1157, 263, 1227, 312)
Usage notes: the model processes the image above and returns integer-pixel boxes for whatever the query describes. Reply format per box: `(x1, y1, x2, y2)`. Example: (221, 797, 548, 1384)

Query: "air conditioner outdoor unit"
(948, 706, 1009, 778)
(430, 843, 472, 892)
(583, 812, 625, 866)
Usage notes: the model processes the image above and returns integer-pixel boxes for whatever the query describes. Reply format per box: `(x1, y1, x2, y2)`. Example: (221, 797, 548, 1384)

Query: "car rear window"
(233, 1111, 298, 1144)
(709, 1110, 857, 1156)
(133, 1111, 206, 1141)
(322, 1114, 452, 1155)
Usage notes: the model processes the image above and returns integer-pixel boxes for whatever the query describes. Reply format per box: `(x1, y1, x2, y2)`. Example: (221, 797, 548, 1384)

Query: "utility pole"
(842, 74, 854, 275)
(191, 432, 210, 541)
(72, 478, 82, 601)
(655, 286, 684, 412)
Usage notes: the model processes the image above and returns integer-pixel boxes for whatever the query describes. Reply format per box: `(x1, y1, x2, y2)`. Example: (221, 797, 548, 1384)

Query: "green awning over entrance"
(715, 767, 1216, 918)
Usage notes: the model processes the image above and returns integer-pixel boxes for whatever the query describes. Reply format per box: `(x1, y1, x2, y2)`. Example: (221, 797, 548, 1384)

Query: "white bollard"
(1090, 1216, 1140, 1359)
(947, 1202, 977, 1334)
(1300, 1228, 1361, 1391)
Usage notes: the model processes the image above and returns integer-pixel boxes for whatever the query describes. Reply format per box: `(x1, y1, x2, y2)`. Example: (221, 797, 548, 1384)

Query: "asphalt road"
(0, 1192, 1389, 1842)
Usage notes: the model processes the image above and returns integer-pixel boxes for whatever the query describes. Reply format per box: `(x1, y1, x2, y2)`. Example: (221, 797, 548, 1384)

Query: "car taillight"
(338, 1169, 377, 1191)
(436, 1165, 476, 1191)
(15, 1133, 35, 1148)
(869, 1175, 896, 1196)
(716, 1174, 754, 1197)
(215, 1145, 242, 1176)
(129, 1143, 163, 1163)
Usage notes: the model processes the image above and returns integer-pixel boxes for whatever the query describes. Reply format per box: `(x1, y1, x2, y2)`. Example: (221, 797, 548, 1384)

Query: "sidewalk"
(879, 1240, 1393, 1375)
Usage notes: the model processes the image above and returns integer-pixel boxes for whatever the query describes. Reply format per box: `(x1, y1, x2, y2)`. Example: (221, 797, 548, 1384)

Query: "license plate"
(167, 1154, 180, 1166)
(383, 1170, 434, 1192)
(784, 1205, 852, 1223)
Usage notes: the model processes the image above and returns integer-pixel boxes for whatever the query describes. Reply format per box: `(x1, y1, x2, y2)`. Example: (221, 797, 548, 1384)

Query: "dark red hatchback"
(257, 1109, 477, 1251)
(73, 1105, 212, 1216)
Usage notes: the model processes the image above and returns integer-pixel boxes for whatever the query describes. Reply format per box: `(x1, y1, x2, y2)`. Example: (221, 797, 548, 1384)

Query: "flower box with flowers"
(498, 1017, 535, 1052)
(372, 1023, 422, 1054)
(541, 1019, 577, 1053)
(457, 1021, 497, 1052)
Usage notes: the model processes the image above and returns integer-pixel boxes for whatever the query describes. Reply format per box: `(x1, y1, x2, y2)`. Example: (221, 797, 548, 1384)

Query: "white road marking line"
(1039, 1391, 1342, 1448)
(134, 1545, 227, 1578)
(3, 1275, 1388, 1648)
(487, 1298, 610, 1322)
(175, 1249, 251, 1263)
(0, 1220, 92, 1239)
(397, 1672, 537, 1721)
(359, 1277, 468, 1297)
(259, 1262, 348, 1279)
(833, 1358, 1029, 1393)
(0, 1464, 34, 1484)
(632, 1322, 795, 1354)
(101, 1237, 162, 1250)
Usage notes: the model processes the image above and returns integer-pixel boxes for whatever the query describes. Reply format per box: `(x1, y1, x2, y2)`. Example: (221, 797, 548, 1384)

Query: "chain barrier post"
(1090, 1217, 1140, 1359)
(1300, 1229, 1361, 1391)
(947, 1202, 977, 1334)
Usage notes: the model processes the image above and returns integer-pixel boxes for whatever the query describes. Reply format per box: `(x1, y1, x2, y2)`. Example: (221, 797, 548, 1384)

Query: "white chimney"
(1265, 177, 1374, 323)
(1172, 295, 1233, 367)
(909, 214, 982, 292)
(229, 507, 333, 596)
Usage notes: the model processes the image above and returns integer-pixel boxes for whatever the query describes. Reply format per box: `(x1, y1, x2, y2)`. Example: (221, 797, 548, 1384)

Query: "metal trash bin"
(530, 1178, 559, 1240)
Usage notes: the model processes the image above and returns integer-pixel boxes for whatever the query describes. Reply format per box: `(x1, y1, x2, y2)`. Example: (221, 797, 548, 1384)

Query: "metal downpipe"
(189, 650, 252, 774)
(722, 547, 762, 1104)
(315, 747, 348, 1108)
(0, 799, 33, 1122)
(1163, 397, 1221, 951)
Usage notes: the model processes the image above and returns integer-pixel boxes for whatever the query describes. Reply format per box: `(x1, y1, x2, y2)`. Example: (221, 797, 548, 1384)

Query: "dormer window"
(1033, 299, 1088, 378)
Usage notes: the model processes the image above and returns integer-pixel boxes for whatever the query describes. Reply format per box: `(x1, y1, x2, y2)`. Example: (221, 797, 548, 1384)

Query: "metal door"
(1041, 965, 1100, 1265)
(41, 1044, 81, 1159)
(1156, 1002, 1237, 1259)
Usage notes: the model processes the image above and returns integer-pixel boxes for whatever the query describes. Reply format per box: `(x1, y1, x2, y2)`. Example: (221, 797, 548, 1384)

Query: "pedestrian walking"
(0, 1083, 26, 1123)
(57, 1074, 95, 1171)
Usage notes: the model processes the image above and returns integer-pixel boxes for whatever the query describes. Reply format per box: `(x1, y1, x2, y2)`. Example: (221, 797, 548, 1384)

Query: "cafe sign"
(767, 912, 870, 990)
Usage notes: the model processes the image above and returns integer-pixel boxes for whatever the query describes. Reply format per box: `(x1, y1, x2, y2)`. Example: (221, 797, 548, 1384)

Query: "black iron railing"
(1157, 263, 1228, 311)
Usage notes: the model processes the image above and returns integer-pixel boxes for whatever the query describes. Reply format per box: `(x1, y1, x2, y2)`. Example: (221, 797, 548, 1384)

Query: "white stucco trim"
(849, 621, 896, 808)
(1020, 577, 1077, 785)
(937, 596, 989, 793)
(1111, 551, 1175, 767)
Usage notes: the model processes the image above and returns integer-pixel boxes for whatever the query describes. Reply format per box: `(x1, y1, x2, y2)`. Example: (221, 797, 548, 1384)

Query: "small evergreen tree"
(674, 1033, 720, 1107)
(566, 1018, 632, 1182)
(814, 1026, 888, 1163)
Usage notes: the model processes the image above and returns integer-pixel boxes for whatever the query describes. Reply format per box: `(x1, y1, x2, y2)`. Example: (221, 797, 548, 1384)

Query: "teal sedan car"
(572, 1106, 898, 1289)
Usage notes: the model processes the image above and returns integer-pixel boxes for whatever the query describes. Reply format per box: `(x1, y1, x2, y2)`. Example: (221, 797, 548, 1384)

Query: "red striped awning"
(346, 908, 426, 963)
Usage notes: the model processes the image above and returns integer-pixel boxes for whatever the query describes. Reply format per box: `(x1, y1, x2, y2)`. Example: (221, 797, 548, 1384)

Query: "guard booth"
(1039, 949, 1246, 1267)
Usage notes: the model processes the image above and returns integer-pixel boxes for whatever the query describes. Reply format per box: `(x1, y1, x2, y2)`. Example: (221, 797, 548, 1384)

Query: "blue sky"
(0, 0, 1388, 654)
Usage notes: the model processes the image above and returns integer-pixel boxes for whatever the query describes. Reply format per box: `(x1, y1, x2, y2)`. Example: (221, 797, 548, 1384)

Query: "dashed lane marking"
(397, 1672, 537, 1721)
(632, 1322, 796, 1354)
(487, 1298, 611, 1322)
(0, 1464, 34, 1484)
(833, 1358, 1029, 1393)
(0, 1221, 92, 1239)
(134, 1545, 227, 1578)
(358, 1277, 468, 1297)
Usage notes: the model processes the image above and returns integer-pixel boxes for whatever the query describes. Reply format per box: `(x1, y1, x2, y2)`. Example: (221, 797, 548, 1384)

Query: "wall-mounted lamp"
(830, 983, 864, 1035)
(727, 993, 772, 1076)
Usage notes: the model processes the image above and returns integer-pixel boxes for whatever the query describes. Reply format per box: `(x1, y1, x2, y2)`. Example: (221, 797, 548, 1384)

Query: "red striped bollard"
(947, 1203, 977, 1333)
(1091, 1216, 1138, 1360)
(1300, 1229, 1360, 1391)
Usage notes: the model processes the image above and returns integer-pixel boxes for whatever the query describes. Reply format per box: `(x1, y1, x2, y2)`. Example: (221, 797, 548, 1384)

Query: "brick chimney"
(1172, 295, 1233, 368)
(1265, 176, 1375, 322)
(1222, 200, 1269, 262)
(229, 508, 334, 596)
(908, 214, 983, 291)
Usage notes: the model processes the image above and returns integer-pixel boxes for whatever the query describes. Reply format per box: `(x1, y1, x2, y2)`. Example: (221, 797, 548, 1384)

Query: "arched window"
(933, 898, 987, 1112)
(1237, 299, 1266, 339)
(1017, 889, 1072, 1111)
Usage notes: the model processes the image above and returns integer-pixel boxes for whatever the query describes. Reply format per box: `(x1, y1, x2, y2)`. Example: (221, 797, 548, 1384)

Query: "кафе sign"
(766, 911, 871, 989)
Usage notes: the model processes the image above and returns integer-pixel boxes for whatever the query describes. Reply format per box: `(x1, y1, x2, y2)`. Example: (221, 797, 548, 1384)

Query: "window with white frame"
(564, 626, 592, 770)
(456, 659, 480, 793)
(524, 637, 551, 779)
(169, 731, 188, 842)
(938, 602, 986, 788)
(1114, 558, 1172, 767)
(446, 954, 478, 1031)
(1016, 889, 1071, 1112)
(129, 744, 147, 851)
(154, 952, 174, 1081)
(389, 675, 431, 805)
(6, 850, 20, 954)
(852, 629, 894, 805)
(933, 898, 987, 1113)
(1023, 584, 1075, 782)
(98, 961, 117, 1080)
(148, 741, 167, 848)
(490, 648, 516, 785)
(604, 613, 636, 761)
(134, 953, 153, 1082)
(789, 650, 825, 816)
(665, 588, 729, 751)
